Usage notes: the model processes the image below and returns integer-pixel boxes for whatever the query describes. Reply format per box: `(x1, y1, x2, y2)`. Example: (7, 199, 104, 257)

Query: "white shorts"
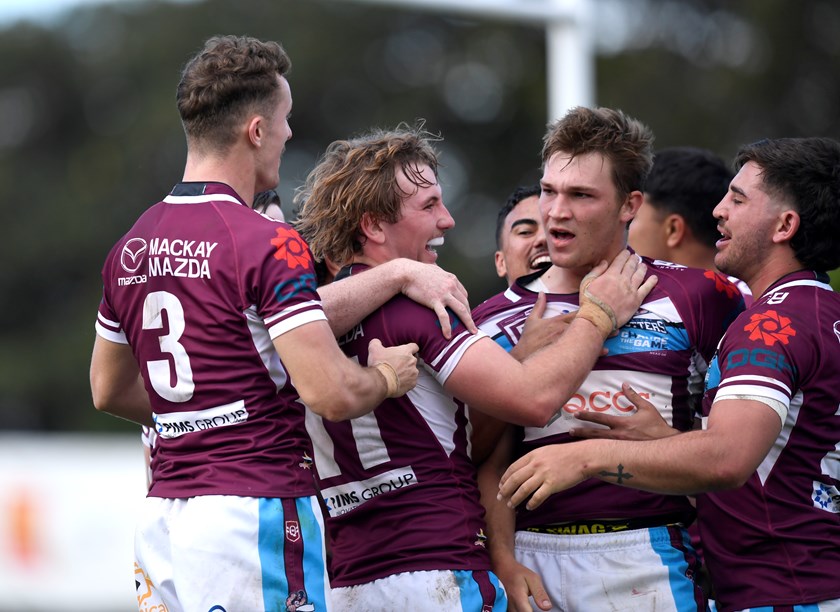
(330, 569, 507, 612)
(515, 526, 706, 612)
(134, 495, 330, 612)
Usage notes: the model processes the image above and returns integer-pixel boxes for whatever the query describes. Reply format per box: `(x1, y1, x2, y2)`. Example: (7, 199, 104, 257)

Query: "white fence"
(0, 433, 145, 611)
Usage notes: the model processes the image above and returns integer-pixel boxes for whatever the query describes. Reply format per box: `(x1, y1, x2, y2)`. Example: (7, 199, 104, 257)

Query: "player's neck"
(352, 253, 386, 269)
(540, 244, 629, 294)
(182, 151, 255, 208)
(671, 244, 717, 271)
(539, 265, 588, 294)
(746, 254, 805, 298)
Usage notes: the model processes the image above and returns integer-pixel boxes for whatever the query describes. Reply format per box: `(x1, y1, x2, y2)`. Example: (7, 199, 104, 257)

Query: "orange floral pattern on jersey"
(744, 309, 796, 347)
(704, 270, 740, 298)
(271, 226, 311, 269)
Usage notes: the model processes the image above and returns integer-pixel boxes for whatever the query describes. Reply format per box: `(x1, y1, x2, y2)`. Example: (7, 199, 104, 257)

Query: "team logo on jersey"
(833, 320, 840, 344)
(121, 238, 148, 273)
(812, 481, 840, 514)
(474, 528, 488, 547)
(744, 309, 796, 347)
(285, 520, 301, 543)
(271, 226, 311, 269)
(704, 270, 740, 299)
(299, 452, 313, 470)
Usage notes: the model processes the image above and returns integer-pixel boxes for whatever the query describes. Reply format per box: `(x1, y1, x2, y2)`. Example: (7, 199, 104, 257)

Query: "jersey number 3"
(143, 291, 195, 403)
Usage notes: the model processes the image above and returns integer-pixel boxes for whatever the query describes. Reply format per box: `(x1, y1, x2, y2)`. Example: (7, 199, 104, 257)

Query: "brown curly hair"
(176, 35, 291, 152)
(293, 125, 441, 266)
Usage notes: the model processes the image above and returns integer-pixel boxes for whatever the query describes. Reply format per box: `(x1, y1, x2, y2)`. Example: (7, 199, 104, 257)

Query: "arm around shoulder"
(318, 258, 475, 339)
(273, 319, 419, 421)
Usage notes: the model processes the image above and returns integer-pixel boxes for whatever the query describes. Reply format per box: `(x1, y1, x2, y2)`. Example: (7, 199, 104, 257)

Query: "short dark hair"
(734, 137, 840, 272)
(645, 147, 733, 249)
(495, 184, 541, 248)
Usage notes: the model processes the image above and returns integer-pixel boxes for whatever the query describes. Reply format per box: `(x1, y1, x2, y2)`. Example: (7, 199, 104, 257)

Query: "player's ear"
(664, 214, 686, 248)
(360, 212, 386, 245)
(773, 208, 800, 245)
(247, 115, 263, 147)
(494, 250, 507, 279)
(621, 191, 643, 224)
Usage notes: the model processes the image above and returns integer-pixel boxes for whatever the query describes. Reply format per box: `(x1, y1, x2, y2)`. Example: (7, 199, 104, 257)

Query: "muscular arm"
(498, 398, 782, 510)
(273, 319, 418, 421)
(90, 335, 154, 426)
(446, 319, 605, 426)
(317, 258, 476, 339)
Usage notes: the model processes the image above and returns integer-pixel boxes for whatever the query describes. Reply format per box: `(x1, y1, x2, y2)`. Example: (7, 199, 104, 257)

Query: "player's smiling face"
(495, 195, 551, 284)
(539, 151, 637, 276)
(381, 163, 454, 264)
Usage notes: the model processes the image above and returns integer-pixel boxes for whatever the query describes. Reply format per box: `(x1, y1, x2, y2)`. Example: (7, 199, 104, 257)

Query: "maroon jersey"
(473, 259, 744, 528)
(95, 182, 324, 498)
(699, 270, 840, 610)
(305, 264, 490, 587)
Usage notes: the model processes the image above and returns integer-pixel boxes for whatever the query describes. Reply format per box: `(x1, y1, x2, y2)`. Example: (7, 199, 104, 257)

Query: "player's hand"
(498, 445, 585, 511)
(395, 259, 477, 339)
(367, 338, 419, 397)
(577, 249, 658, 337)
(494, 554, 553, 612)
(510, 292, 575, 360)
(570, 382, 678, 440)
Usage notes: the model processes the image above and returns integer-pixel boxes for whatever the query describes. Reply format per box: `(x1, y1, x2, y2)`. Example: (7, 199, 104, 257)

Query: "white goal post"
(330, 0, 596, 121)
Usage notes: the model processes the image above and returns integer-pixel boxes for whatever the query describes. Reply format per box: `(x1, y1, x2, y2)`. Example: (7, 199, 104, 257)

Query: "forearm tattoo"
(599, 464, 634, 484)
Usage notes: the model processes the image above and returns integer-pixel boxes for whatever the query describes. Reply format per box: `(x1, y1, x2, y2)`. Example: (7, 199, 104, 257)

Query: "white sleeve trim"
(94, 321, 128, 344)
(712, 393, 787, 426)
(267, 309, 328, 339)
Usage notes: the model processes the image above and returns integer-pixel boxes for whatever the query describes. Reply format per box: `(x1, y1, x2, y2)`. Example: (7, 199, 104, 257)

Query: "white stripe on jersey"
(718, 374, 793, 395)
(408, 367, 461, 458)
(244, 305, 288, 392)
(264, 298, 324, 325)
(767, 278, 833, 294)
(638, 296, 681, 322)
(305, 408, 340, 479)
(757, 390, 803, 485)
(266, 306, 327, 340)
(428, 330, 486, 383)
(716, 384, 790, 406)
(351, 412, 391, 469)
(95, 320, 128, 344)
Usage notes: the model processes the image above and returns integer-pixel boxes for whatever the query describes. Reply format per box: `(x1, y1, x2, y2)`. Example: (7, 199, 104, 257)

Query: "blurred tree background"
(1, 0, 838, 432)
